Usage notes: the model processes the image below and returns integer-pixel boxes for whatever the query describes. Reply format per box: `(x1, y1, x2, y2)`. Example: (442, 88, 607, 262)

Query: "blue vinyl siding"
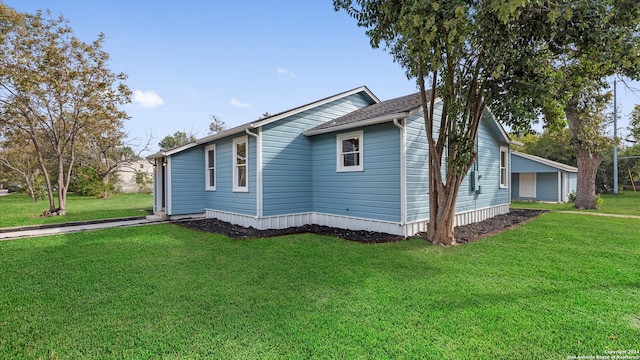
(536, 172, 559, 201)
(456, 113, 510, 213)
(169, 148, 205, 215)
(405, 111, 431, 223)
(511, 155, 560, 173)
(511, 173, 520, 199)
(262, 94, 374, 216)
(311, 122, 401, 222)
(511, 153, 577, 201)
(405, 105, 510, 222)
(202, 135, 257, 216)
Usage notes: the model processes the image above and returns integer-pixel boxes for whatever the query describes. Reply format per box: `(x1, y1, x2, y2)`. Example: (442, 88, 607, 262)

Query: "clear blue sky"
(7, 1, 640, 153)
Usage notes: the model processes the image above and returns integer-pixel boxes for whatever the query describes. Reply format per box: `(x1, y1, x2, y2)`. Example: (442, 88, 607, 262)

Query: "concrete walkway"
(0, 218, 161, 241)
(555, 211, 640, 219)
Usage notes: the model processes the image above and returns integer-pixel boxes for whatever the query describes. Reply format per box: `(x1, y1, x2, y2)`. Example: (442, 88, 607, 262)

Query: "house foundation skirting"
(202, 203, 511, 238)
(402, 204, 511, 237)
(203, 209, 404, 235)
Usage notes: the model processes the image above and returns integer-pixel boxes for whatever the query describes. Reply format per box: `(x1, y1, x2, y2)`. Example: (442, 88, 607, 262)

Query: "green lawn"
(1, 212, 638, 359)
(512, 190, 640, 216)
(0, 193, 153, 228)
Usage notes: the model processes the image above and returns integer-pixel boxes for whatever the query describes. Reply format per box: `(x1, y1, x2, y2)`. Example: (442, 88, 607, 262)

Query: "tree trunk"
(57, 157, 67, 216)
(26, 177, 36, 202)
(574, 147, 601, 209)
(102, 174, 111, 199)
(426, 188, 457, 245)
(566, 98, 601, 210)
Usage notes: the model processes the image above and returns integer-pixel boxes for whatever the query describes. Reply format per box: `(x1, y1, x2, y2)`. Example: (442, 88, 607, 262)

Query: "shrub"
(595, 194, 604, 208)
(135, 171, 153, 194)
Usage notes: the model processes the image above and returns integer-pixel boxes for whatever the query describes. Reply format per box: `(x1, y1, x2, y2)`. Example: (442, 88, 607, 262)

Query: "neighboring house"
(147, 86, 517, 236)
(115, 160, 154, 193)
(511, 151, 577, 203)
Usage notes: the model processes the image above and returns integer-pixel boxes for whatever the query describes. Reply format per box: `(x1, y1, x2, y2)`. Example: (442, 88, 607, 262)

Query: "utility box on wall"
(470, 170, 481, 193)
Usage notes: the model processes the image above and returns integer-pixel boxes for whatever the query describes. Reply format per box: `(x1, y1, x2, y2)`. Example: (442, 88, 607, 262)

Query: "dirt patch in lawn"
(177, 209, 546, 244)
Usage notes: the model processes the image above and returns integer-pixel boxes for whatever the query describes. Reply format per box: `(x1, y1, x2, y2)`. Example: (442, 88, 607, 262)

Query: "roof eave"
(145, 142, 200, 160)
(512, 151, 578, 172)
(253, 86, 380, 128)
(303, 112, 409, 136)
(196, 123, 255, 145)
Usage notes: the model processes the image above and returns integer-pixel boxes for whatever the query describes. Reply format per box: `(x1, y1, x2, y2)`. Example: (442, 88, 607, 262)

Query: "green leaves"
(0, 5, 132, 212)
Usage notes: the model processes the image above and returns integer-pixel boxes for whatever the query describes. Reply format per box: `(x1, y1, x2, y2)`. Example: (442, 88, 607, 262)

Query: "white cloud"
(133, 90, 164, 109)
(182, 87, 199, 99)
(230, 98, 251, 108)
(277, 67, 295, 77)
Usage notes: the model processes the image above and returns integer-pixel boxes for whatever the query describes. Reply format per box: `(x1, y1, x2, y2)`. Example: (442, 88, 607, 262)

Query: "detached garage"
(511, 151, 578, 203)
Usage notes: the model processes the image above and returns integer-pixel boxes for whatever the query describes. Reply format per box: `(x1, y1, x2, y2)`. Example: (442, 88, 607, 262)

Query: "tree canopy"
(158, 131, 196, 151)
(334, 0, 553, 244)
(0, 5, 131, 214)
(631, 105, 640, 143)
(208, 115, 226, 135)
(335, 0, 640, 242)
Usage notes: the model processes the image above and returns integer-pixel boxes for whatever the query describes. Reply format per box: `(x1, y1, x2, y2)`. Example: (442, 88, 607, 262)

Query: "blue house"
(511, 151, 577, 203)
(148, 86, 516, 237)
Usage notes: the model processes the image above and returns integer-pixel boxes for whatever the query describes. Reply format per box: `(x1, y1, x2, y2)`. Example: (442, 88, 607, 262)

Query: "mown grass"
(0, 193, 153, 228)
(512, 190, 640, 216)
(1, 212, 638, 359)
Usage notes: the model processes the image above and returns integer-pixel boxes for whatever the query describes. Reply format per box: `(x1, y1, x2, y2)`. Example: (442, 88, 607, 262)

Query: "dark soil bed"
(176, 209, 546, 244)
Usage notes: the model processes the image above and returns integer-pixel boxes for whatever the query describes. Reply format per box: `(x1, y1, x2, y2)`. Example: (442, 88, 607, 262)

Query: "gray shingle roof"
(308, 91, 428, 132)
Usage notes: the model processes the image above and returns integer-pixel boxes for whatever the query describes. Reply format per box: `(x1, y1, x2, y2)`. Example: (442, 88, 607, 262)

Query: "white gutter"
(393, 118, 407, 236)
(245, 128, 262, 219)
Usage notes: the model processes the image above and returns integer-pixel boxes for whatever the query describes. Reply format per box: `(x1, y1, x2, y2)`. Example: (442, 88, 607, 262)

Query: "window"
(205, 144, 216, 191)
(337, 131, 363, 172)
(499, 146, 508, 188)
(233, 136, 248, 192)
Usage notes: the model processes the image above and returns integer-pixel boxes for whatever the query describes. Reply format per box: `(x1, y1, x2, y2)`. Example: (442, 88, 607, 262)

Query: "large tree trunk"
(574, 147, 601, 209)
(566, 97, 601, 210)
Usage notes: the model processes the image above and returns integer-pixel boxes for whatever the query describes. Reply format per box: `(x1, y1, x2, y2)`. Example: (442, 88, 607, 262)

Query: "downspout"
(393, 118, 406, 236)
(245, 128, 262, 219)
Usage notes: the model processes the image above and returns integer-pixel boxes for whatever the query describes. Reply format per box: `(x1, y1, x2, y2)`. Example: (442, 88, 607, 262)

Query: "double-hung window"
(337, 131, 363, 172)
(205, 144, 216, 191)
(233, 136, 248, 192)
(499, 146, 508, 188)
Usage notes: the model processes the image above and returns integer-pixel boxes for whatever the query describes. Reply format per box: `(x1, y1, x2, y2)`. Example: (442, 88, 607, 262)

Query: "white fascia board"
(196, 123, 255, 145)
(512, 151, 578, 172)
(145, 142, 200, 160)
(151, 86, 380, 157)
(146, 152, 165, 160)
(483, 107, 512, 144)
(303, 113, 409, 136)
(252, 86, 380, 128)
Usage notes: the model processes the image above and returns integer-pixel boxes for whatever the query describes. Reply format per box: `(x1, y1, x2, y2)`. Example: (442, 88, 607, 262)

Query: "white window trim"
(205, 144, 216, 191)
(336, 130, 364, 172)
(499, 146, 508, 188)
(233, 136, 249, 192)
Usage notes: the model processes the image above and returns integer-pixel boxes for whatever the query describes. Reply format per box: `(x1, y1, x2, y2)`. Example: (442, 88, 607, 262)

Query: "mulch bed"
(176, 209, 546, 244)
